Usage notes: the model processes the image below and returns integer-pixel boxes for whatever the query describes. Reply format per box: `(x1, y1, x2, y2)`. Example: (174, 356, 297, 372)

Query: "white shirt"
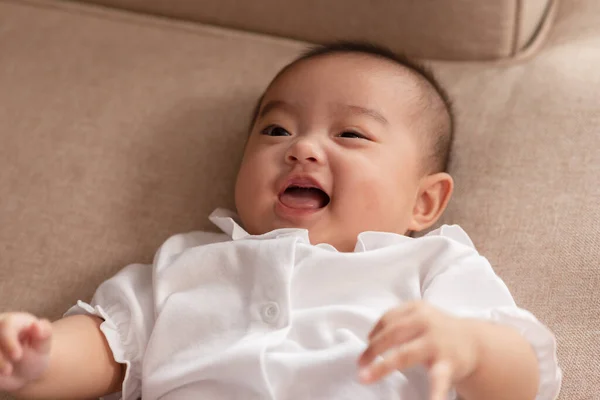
(66, 209, 561, 400)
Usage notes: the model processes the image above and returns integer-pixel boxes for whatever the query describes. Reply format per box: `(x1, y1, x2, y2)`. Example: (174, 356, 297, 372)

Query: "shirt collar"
(353, 225, 475, 252)
(208, 209, 473, 251)
(208, 208, 249, 240)
(424, 224, 475, 248)
(209, 208, 311, 243)
(353, 231, 413, 252)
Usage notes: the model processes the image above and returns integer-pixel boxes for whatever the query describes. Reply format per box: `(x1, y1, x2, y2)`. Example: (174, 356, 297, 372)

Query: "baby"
(0, 42, 561, 400)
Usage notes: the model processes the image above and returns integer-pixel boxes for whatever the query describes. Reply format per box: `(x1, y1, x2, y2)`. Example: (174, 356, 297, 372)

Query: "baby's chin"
(241, 217, 305, 235)
(312, 236, 357, 252)
(302, 228, 357, 252)
(244, 219, 364, 252)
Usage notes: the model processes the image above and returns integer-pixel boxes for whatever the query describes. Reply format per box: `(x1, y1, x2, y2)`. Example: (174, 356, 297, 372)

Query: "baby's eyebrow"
(258, 100, 389, 126)
(258, 100, 296, 119)
(342, 105, 389, 126)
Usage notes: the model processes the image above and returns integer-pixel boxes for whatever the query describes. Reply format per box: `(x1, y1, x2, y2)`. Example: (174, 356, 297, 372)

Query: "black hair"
(250, 41, 454, 173)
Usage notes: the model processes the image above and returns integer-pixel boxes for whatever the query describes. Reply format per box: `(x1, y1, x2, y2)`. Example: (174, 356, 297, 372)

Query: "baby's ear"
(408, 172, 454, 232)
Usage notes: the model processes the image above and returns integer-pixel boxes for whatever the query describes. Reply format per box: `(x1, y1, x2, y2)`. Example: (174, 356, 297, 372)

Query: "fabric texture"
(65, 210, 560, 399)
(0, 0, 599, 399)
(66, 0, 553, 61)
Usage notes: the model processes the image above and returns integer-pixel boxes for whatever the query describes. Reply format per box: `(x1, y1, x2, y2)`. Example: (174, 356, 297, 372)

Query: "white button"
(261, 302, 280, 323)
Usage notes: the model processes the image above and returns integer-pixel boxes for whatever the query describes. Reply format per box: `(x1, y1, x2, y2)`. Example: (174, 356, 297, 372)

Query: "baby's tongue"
(280, 187, 325, 209)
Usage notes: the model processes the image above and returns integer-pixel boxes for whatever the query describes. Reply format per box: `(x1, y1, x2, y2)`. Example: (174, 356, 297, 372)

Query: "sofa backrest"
(68, 0, 556, 60)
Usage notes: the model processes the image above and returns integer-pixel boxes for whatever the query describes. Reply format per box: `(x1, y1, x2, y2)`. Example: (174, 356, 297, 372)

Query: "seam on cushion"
(428, 0, 558, 67)
(0, 0, 309, 49)
(512, 0, 559, 62)
(511, 0, 523, 56)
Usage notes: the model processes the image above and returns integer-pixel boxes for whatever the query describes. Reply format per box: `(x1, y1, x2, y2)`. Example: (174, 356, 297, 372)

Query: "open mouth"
(279, 185, 331, 210)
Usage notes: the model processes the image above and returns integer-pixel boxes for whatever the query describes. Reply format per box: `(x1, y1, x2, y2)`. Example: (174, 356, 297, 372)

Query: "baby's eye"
(261, 125, 291, 137)
(338, 131, 367, 140)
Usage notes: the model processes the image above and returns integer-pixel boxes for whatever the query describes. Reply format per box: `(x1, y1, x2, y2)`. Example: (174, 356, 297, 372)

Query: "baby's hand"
(0, 312, 52, 392)
(358, 301, 479, 400)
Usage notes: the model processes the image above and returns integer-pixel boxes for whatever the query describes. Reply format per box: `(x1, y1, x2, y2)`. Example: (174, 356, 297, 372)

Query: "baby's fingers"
(429, 361, 453, 400)
(27, 320, 52, 353)
(359, 338, 428, 384)
(0, 350, 13, 376)
(0, 360, 13, 376)
(359, 320, 423, 367)
(0, 319, 24, 362)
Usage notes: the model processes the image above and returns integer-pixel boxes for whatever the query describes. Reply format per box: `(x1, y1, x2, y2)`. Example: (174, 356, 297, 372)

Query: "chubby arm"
(6, 314, 124, 400)
(454, 319, 538, 400)
(3, 252, 165, 400)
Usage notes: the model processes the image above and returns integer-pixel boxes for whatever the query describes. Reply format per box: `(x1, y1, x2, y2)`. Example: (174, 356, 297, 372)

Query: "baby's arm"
(454, 319, 539, 400)
(0, 312, 124, 399)
(359, 235, 560, 400)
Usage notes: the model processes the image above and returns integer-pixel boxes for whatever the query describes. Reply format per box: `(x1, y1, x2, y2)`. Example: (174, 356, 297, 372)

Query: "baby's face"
(235, 53, 428, 251)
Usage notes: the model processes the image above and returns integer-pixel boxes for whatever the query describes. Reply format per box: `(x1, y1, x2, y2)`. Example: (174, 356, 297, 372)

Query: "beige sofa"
(0, 0, 598, 398)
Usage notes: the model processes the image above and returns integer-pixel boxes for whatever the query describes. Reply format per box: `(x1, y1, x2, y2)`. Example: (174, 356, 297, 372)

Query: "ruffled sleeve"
(484, 307, 561, 399)
(62, 230, 231, 399)
(422, 225, 562, 400)
(64, 262, 155, 400)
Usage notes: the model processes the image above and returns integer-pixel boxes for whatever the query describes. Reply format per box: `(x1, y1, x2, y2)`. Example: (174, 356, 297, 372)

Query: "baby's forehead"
(281, 52, 423, 89)
(264, 53, 427, 115)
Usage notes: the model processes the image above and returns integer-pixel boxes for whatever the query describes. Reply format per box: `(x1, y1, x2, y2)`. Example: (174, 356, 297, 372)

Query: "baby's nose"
(287, 153, 318, 163)
(285, 139, 324, 164)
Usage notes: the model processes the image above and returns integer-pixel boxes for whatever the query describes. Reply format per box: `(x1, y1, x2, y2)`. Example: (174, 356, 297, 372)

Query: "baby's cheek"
(353, 176, 411, 229)
(358, 177, 393, 209)
(235, 165, 269, 231)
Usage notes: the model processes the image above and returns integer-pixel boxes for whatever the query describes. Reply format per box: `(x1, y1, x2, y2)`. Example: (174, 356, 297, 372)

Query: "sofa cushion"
(0, 0, 305, 316)
(66, 0, 556, 61)
(1, 0, 599, 399)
